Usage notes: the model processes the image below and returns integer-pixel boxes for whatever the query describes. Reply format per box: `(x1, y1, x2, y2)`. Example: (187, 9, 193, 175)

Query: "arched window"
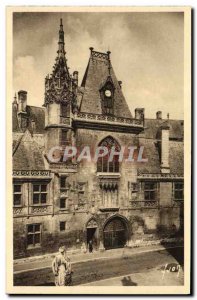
(97, 136, 120, 173)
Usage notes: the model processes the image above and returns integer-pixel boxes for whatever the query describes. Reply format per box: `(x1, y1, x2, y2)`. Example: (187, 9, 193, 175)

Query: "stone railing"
(13, 205, 53, 217)
(92, 50, 109, 60)
(99, 206, 119, 212)
(74, 112, 144, 127)
(172, 199, 184, 207)
(29, 205, 53, 215)
(137, 173, 184, 179)
(13, 170, 51, 178)
(13, 207, 28, 216)
(49, 162, 77, 171)
(130, 200, 158, 209)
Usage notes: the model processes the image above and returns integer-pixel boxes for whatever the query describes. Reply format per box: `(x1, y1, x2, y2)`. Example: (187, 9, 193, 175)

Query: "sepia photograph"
(6, 6, 191, 295)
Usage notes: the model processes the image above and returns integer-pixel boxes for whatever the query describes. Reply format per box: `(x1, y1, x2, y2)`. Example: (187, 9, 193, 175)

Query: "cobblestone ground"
(14, 246, 184, 286)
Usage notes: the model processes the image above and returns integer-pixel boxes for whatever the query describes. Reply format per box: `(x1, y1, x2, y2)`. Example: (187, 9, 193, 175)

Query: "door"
(87, 227, 97, 244)
(103, 217, 127, 249)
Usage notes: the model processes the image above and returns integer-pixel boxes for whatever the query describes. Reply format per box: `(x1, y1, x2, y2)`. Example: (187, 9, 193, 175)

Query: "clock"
(105, 90, 111, 97)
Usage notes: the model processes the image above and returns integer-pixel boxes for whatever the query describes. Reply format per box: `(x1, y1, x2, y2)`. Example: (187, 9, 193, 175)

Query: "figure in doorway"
(52, 246, 72, 286)
(88, 239, 93, 253)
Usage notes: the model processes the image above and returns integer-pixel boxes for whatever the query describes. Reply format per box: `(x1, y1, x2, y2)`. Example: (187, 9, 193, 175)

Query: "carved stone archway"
(103, 215, 129, 250)
(85, 218, 99, 251)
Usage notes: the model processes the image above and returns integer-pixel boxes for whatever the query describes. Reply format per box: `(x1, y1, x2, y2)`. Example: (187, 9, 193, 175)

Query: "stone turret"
(44, 19, 76, 162)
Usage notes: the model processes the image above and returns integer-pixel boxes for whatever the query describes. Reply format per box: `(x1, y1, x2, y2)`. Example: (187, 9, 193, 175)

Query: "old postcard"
(7, 6, 191, 294)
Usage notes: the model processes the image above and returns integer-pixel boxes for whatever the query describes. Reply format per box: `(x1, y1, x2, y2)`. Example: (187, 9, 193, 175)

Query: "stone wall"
(13, 127, 183, 258)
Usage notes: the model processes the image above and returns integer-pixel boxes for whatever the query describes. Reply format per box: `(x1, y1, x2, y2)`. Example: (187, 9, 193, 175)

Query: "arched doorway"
(86, 218, 98, 249)
(103, 217, 127, 250)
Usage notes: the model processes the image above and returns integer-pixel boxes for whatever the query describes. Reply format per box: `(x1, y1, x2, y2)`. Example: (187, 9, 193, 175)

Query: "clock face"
(105, 90, 111, 97)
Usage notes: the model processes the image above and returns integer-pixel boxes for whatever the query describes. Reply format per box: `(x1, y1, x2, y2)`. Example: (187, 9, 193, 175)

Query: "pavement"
(14, 243, 182, 274)
(82, 269, 184, 286)
(14, 245, 184, 286)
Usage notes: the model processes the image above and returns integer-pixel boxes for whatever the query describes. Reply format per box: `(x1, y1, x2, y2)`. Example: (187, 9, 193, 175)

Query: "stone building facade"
(12, 19, 184, 259)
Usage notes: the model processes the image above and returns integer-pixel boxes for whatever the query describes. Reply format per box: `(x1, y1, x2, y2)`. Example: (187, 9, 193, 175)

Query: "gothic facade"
(12, 20, 184, 259)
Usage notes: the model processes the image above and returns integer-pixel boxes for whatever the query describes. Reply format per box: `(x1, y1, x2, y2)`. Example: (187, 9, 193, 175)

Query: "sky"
(13, 12, 184, 119)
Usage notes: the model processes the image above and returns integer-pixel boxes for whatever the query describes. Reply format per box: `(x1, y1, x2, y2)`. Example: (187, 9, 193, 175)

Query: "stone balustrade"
(74, 112, 144, 127)
(130, 200, 158, 208)
(13, 205, 53, 217)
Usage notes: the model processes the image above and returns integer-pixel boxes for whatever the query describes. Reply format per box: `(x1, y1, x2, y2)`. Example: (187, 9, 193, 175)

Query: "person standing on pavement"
(52, 246, 72, 286)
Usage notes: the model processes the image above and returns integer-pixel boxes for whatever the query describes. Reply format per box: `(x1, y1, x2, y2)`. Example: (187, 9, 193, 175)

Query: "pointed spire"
(44, 19, 73, 107)
(58, 18, 65, 56)
(107, 51, 111, 75)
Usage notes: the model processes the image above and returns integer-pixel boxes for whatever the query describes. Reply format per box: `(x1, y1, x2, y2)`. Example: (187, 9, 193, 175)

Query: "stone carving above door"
(86, 218, 98, 228)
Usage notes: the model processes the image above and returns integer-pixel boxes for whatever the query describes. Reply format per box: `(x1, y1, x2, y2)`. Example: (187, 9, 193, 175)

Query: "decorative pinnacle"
(59, 18, 64, 34)
(58, 18, 65, 55)
(89, 47, 94, 54)
(59, 18, 64, 33)
(13, 92, 17, 103)
(107, 51, 111, 59)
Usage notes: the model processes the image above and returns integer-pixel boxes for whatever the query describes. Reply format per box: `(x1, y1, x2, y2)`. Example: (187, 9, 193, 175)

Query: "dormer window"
(100, 77, 115, 116)
(103, 89, 113, 115)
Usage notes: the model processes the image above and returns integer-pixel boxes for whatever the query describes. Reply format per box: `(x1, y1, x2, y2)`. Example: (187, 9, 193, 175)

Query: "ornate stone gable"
(45, 79, 73, 105)
(79, 48, 133, 118)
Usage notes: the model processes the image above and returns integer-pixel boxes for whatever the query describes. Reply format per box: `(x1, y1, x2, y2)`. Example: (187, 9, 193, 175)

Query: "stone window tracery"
(97, 136, 120, 173)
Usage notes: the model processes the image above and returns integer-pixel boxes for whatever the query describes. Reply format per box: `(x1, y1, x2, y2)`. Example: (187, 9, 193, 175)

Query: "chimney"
(18, 90, 27, 112)
(160, 122, 170, 173)
(156, 111, 162, 120)
(73, 71, 78, 86)
(135, 108, 144, 120)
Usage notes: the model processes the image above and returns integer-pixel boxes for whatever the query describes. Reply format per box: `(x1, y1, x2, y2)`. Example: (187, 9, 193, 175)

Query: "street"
(14, 246, 184, 286)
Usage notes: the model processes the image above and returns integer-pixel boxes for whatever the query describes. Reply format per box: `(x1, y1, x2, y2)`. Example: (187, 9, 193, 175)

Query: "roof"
(12, 105, 45, 134)
(137, 139, 161, 174)
(79, 50, 132, 118)
(26, 105, 45, 133)
(140, 118, 184, 140)
(169, 141, 184, 174)
(13, 130, 45, 170)
(137, 139, 183, 175)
